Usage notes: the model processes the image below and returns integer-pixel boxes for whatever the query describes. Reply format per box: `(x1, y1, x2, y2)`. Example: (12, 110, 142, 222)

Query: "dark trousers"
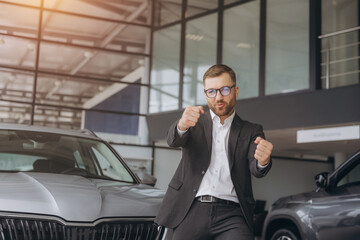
(172, 200, 254, 240)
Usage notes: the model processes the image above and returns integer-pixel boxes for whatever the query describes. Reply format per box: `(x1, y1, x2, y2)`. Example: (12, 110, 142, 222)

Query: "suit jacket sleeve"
(166, 120, 191, 148)
(248, 124, 272, 178)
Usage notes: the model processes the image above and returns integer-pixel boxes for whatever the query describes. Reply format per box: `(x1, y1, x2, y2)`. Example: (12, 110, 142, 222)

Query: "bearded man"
(155, 64, 273, 240)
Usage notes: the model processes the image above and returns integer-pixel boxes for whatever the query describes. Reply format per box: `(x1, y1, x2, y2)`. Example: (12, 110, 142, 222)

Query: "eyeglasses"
(204, 85, 236, 98)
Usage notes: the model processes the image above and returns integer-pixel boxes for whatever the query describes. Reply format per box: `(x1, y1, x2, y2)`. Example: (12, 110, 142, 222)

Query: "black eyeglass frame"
(204, 84, 236, 98)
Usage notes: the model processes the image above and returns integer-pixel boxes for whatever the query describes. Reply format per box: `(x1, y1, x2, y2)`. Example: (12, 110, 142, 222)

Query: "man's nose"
(215, 90, 224, 100)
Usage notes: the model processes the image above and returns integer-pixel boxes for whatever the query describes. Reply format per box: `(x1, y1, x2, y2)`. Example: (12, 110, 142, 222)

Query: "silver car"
(0, 124, 165, 240)
(261, 149, 360, 240)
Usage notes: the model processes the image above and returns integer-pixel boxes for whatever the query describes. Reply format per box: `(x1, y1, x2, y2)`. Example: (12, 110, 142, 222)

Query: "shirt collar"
(210, 109, 236, 126)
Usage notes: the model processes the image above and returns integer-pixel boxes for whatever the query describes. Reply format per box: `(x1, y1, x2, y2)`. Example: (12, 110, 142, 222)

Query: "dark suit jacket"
(155, 111, 272, 232)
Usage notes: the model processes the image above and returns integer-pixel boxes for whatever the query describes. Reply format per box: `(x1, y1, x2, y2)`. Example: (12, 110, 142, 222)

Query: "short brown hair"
(203, 64, 236, 84)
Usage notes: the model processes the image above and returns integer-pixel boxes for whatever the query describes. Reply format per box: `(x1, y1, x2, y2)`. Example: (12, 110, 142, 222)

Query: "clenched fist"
(254, 137, 273, 166)
(178, 106, 205, 131)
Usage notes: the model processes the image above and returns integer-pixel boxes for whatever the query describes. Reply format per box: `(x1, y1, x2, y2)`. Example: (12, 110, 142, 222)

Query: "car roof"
(0, 123, 100, 140)
(330, 149, 360, 177)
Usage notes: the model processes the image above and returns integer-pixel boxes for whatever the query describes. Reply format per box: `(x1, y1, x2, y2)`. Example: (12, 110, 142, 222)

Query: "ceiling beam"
(69, 1, 148, 75)
(79, 0, 129, 16)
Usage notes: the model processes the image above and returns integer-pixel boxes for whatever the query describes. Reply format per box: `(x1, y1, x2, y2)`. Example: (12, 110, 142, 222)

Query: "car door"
(309, 153, 360, 240)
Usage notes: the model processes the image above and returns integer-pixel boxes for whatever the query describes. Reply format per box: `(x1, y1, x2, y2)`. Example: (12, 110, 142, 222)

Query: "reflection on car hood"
(272, 191, 315, 209)
(0, 172, 165, 222)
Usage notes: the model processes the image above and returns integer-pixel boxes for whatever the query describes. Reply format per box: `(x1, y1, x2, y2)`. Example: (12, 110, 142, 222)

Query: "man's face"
(204, 72, 239, 118)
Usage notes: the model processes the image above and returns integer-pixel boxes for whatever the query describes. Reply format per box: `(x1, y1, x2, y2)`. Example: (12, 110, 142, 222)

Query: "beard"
(208, 98, 235, 117)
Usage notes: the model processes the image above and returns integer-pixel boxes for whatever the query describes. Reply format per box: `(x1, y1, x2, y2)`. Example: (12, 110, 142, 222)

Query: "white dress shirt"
(177, 110, 266, 203)
(195, 110, 238, 203)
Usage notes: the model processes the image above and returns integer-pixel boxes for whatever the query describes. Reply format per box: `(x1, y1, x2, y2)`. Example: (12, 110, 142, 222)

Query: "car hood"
(0, 172, 165, 222)
(271, 191, 316, 210)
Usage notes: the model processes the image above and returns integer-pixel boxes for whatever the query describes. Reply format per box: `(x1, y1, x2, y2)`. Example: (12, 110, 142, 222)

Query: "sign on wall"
(297, 125, 360, 143)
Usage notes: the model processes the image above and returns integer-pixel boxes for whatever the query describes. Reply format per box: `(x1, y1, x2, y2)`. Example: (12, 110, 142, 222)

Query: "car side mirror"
(136, 172, 157, 187)
(315, 172, 329, 188)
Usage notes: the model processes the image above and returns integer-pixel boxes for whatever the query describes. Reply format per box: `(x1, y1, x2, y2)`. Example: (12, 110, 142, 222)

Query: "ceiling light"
(8, 74, 15, 81)
(236, 43, 251, 49)
(54, 81, 62, 87)
(27, 43, 35, 51)
(84, 51, 94, 59)
(186, 34, 204, 41)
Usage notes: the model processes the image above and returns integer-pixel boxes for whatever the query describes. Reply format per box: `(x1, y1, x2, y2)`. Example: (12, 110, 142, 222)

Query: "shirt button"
(193, 189, 197, 193)
(217, 140, 220, 143)
(212, 186, 215, 189)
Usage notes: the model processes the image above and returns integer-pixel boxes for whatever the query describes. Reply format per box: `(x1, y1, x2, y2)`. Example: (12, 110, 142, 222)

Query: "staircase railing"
(318, 26, 360, 89)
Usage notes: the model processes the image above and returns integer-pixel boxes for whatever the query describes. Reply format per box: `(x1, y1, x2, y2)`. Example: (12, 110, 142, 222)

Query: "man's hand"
(178, 106, 204, 131)
(254, 137, 273, 166)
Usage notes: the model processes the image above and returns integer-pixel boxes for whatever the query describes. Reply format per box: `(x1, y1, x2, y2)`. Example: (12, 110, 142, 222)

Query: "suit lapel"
(203, 111, 213, 155)
(228, 114, 243, 169)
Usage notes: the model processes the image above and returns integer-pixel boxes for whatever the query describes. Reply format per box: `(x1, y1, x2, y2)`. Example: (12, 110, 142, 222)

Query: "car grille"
(0, 217, 162, 240)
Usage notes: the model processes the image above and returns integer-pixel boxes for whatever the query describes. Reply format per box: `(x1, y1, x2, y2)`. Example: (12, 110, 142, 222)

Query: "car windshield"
(0, 129, 135, 183)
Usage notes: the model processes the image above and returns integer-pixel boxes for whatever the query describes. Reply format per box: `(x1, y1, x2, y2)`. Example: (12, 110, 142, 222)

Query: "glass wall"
(224, 0, 242, 5)
(44, 0, 151, 25)
(187, 0, 218, 18)
(151, 0, 339, 113)
(0, 1, 151, 145)
(183, 13, 217, 107)
(0, 69, 34, 103)
(150, 25, 181, 113)
(223, 0, 260, 99)
(0, 100, 32, 125)
(0, 35, 38, 69)
(154, 0, 182, 27)
(321, 0, 359, 88)
(265, 0, 309, 95)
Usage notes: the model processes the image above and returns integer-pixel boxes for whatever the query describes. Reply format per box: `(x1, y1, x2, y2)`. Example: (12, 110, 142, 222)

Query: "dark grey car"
(0, 124, 165, 240)
(261, 150, 360, 240)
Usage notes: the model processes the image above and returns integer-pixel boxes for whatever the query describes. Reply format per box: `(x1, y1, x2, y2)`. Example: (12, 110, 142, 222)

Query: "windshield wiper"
(61, 168, 132, 183)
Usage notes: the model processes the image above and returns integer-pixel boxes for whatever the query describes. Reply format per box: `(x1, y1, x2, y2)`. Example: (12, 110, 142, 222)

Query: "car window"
(91, 146, 133, 182)
(0, 153, 40, 171)
(74, 150, 85, 168)
(0, 129, 135, 183)
(336, 159, 360, 188)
